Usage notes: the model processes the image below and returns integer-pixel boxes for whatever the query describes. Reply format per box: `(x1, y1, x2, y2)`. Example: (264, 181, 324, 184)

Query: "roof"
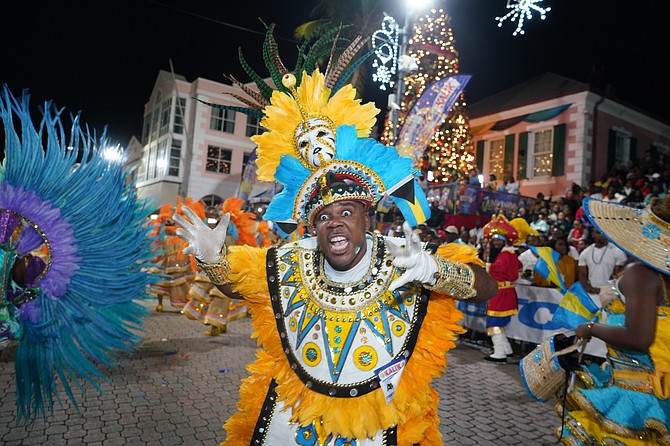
(467, 72, 589, 118)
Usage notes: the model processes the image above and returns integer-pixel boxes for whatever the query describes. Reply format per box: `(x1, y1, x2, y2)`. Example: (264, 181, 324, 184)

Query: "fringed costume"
(556, 280, 670, 445)
(149, 198, 203, 311)
(0, 87, 155, 421)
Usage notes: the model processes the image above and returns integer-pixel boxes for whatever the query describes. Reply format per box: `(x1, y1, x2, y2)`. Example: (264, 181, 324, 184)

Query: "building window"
(487, 138, 504, 178)
(246, 115, 263, 137)
(210, 107, 236, 133)
(159, 98, 171, 136)
(206, 145, 232, 174)
(201, 194, 223, 208)
(173, 97, 186, 134)
(138, 152, 147, 181)
(169, 139, 181, 176)
(531, 129, 553, 177)
(613, 132, 630, 167)
(142, 114, 151, 145)
(156, 140, 168, 176)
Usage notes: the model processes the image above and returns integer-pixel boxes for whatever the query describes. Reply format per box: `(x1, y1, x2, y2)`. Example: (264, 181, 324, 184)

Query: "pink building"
(134, 70, 269, 209)
(468, 72, 670, 198)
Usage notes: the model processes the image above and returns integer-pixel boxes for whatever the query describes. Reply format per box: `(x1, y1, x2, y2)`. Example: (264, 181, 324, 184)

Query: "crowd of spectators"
(380, 149, 670, 289)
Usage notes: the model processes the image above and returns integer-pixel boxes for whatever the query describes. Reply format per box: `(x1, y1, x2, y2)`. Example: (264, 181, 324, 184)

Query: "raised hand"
(385, 221, 438, 291)
(173, 206, 229, 263)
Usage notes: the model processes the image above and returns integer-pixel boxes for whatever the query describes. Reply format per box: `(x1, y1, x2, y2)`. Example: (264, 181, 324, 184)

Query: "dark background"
(3, 0, 668, 145)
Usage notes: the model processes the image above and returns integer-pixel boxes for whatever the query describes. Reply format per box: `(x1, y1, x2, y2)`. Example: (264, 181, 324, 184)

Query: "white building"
(134, 70, 270, 209)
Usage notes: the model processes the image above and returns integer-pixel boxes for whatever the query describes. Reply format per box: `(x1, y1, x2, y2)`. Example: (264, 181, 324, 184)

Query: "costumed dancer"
(148, 197, 203, 312)
(552, 196, 670, 445)
(0, 87, 155, 420)
(482, 214, 522, 363)
(182, 198, 257, 335)
(174, 25, 497, 445)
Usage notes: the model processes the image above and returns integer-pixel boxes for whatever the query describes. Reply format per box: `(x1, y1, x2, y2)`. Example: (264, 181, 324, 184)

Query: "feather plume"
(325, 34, 368, 89)
(223, 74, 269, 108)
(238, 48, 274, 100)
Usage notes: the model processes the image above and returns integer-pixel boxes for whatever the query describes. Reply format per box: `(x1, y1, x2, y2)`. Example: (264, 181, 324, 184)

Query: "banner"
(396, 74, 471, 165)
(237, 149, 258, 202)
(425, 183, 534, 217)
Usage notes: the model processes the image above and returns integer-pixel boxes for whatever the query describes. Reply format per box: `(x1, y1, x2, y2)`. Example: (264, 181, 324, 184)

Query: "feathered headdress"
(221, 197, 259, 247)
(0, 86, 156, 421)
(204, 23, 431, 231)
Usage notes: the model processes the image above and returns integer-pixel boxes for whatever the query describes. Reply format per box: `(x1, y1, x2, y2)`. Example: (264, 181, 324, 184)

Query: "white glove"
(385, 221, 438, 291)
(173, 206, 230, 263)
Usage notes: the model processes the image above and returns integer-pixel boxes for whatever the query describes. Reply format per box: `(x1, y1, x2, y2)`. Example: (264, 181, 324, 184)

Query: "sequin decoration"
(353, 345, 378, 371)
(302, 342, 321, 366)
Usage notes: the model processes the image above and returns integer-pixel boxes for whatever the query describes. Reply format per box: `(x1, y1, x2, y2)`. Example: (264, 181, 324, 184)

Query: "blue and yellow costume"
(556, 279, 670, 445)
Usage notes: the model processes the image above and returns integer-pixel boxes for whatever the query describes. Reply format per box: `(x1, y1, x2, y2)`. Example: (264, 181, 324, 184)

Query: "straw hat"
(583, 197, 670, 274)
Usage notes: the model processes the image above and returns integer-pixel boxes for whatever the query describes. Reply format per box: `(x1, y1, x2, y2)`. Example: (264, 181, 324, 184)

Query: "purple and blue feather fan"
(0, 86, 156, 421)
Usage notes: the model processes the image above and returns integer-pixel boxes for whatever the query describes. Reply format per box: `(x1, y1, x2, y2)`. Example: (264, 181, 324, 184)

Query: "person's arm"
(575, 263, 658, 351)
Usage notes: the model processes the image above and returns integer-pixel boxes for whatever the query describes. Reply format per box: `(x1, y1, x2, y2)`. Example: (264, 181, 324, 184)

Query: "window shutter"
(476, 140, 485, 172)
(518, 132, 529, 180)
(504, 134, 515, 178)
(551, 123, 566, 176)
(607, 129, 617, 171)
(629, 137, 637, 164)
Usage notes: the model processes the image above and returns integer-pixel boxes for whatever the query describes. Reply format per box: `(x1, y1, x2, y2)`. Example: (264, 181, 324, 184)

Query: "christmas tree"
(381, 8, 475, 184)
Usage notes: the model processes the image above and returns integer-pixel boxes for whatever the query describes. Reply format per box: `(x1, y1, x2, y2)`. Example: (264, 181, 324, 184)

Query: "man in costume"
(482, 214, 522, 363)
(174, 25, 497, 445)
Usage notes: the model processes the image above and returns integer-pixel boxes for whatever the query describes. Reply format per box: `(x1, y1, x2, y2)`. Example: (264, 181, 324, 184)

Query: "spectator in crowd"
(468, 169, 481, 187)
(426, 201, 445, 228)
(486, 174, 498, 191)
(469, 218, 485, 245)
(505, 175, 520, 195)
(444, 225, 460, 244)
(578, 228, 628, 294)
(530, 212, 550, 235)
(563, 188, 581, 218)
(567, 219, 588, 249)
(553, 211, 571, 234)
(518, 234, 540, 281)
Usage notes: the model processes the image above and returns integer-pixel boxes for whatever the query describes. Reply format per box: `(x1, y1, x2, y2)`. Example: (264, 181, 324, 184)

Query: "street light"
(389, 0, 432, 145)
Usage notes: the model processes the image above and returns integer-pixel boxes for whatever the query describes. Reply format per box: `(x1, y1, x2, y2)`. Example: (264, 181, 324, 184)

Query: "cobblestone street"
(0, 301, 558, 445)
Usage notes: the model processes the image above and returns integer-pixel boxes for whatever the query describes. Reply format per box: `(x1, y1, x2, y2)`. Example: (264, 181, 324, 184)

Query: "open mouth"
(329, 235, 349, 254)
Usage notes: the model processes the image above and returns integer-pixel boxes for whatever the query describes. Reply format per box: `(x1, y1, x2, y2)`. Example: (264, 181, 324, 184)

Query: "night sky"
(3, 0, 668, 146)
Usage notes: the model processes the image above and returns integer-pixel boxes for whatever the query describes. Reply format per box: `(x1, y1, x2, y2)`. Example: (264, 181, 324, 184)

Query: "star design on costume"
(495, 0, 551, 36)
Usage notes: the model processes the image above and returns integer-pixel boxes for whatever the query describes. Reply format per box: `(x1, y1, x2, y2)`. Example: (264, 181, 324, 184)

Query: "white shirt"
(578, 243, 628, 288)
(518, 249, 539, 274)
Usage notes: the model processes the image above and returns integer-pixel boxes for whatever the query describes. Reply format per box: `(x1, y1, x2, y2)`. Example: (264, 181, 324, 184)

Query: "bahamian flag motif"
(530, 246, 566, 292)
(386, 174, 430, 227)
(552, 282, 602, 329)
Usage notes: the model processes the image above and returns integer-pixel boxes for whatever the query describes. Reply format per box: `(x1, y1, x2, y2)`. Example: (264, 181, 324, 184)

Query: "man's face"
(314, 200, 369, 271)
(295, 118, 336, 168)
(593, 230, 607, 245)
(491, 238, 505, 249)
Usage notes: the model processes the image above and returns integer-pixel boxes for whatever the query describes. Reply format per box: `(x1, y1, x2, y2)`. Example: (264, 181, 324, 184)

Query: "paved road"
(0, 301, 558, 445)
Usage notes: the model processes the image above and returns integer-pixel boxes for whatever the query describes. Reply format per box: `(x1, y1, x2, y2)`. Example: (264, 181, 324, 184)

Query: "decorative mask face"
(295, 118, 336, 168)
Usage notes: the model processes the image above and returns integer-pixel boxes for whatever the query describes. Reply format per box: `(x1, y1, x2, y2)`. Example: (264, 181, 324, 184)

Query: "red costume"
(486, 247, 522, 318)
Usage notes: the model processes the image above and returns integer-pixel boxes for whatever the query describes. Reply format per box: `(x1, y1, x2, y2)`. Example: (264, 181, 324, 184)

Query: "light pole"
(389, 0, 431, 145)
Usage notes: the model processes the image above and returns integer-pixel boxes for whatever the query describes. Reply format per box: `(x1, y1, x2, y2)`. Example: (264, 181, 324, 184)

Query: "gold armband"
(424, 255, 476, 300)
(196, 247, 231, 286)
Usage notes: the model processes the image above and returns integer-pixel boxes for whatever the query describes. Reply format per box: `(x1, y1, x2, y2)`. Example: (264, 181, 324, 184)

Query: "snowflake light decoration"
(496, 0, 551, 36)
